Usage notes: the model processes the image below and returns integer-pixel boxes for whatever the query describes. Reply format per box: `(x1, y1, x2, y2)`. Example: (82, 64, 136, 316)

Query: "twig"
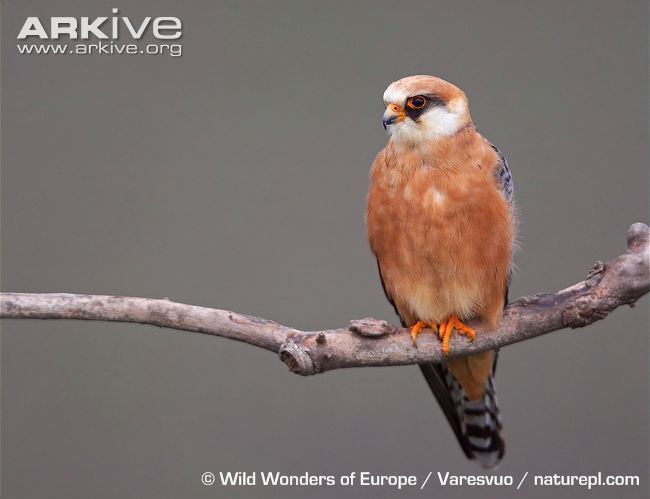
(2, 223, 648, 376)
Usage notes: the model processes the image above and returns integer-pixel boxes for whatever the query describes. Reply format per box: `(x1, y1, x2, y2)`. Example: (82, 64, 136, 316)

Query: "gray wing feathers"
(491, 144, 514, 204)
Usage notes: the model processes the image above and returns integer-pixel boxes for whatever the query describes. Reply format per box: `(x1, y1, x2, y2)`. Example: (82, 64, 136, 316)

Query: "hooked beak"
(382, 103, 406, 129)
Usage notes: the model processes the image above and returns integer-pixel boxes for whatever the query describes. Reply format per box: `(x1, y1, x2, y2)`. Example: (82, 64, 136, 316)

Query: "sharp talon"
(438, 316, 476, 355)
(410, 320, 438, 347)
(410, 321, 425, 346)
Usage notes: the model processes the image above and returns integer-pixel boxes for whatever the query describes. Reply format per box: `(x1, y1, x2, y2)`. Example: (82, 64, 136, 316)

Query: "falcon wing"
(491, 143, 514, 205)
(490, 142, 514, 302)
(376, 260, 401, 323)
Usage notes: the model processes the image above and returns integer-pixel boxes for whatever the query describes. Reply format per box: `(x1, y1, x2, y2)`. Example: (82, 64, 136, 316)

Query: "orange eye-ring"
(407, 96, 427, 109)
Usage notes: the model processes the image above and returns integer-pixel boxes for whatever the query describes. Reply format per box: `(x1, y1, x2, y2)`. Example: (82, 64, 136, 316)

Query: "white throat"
(388, 105, 465, 146)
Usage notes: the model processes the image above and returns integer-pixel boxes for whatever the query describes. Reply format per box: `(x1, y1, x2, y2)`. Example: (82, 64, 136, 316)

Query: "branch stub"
(349, 318, 399, 337)
(278, 339, 316, 376)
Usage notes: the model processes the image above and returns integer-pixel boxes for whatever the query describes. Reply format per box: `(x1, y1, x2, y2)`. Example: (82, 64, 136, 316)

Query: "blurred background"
(2, 1, 647, 498)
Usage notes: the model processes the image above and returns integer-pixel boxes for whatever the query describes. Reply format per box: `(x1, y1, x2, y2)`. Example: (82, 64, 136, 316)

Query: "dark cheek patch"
(406, 94, 446, 121)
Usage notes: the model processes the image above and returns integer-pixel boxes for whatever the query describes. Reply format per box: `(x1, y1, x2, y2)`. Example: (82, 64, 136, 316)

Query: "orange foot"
(410, 320, 438, 346)
(438, 316, 476, 355)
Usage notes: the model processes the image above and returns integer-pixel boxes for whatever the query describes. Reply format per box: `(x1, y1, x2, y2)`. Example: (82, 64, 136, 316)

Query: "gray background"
(2, 1, 648, 498)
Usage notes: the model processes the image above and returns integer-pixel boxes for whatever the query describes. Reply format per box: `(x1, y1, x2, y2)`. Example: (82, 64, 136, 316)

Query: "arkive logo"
(17, 8, 182, 40)
(16, 8, 182, 57)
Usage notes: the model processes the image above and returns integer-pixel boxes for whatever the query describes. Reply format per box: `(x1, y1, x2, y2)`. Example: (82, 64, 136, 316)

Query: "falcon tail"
(419, 362, 505, 468)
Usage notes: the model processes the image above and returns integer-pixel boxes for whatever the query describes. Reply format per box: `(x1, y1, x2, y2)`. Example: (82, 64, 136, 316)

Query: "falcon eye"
(407, 96, 427, 109)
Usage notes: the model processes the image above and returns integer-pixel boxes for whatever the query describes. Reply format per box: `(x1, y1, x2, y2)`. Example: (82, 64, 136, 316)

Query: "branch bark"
(2, 223, 648, 376)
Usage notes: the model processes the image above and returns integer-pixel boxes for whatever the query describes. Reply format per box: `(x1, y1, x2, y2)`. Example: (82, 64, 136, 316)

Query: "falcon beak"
(382, 104, 406, 129)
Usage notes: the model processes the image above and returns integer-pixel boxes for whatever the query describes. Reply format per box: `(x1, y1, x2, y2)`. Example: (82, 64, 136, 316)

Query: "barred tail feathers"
(419, 362, 505, 468)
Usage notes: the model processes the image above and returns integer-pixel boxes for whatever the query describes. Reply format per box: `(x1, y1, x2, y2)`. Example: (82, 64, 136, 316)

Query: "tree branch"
(2, 223, 648, 375)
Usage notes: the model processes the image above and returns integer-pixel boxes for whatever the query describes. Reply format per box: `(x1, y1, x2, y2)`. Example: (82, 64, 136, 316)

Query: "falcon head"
(382, 75, 471, 146)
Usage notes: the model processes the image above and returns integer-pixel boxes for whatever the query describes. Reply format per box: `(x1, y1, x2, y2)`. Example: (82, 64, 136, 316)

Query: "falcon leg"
(410, 321, 438, 346)
(438, 316, 476, 354)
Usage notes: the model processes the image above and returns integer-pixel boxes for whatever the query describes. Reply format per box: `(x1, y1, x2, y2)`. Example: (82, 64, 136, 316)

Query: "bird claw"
(438, 316, 476, 354)
(410, 321, 438, 346)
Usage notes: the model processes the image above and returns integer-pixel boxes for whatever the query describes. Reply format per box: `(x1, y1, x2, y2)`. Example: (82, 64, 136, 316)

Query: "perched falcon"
(366, 75, 514, 468)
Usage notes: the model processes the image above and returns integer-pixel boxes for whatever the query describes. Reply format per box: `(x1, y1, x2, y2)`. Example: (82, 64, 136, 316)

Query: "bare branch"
(2, 223, 648, 376)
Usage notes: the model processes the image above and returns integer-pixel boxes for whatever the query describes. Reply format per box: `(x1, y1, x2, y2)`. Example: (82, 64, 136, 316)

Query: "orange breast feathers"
(366, 127, 514, 330)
